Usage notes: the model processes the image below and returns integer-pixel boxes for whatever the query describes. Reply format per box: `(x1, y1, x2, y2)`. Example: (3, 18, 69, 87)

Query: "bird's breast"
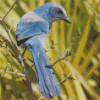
(35, 33, 49, 48)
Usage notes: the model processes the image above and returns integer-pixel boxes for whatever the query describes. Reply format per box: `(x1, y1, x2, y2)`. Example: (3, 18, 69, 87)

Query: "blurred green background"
(0, 0, 100, 100)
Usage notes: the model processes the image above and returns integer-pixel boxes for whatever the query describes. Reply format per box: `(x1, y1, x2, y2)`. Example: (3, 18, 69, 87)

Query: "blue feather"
(15, 2, 71, 99)
(25, 37, 61, 98)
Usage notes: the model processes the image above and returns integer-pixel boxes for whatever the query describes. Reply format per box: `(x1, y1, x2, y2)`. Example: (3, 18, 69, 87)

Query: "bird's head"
(34, 3, 71, 25)
(48, 3, 72, 24)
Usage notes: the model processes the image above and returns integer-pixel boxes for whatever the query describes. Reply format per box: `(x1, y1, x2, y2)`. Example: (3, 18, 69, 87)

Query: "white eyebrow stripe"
(22, 11, 45, 23)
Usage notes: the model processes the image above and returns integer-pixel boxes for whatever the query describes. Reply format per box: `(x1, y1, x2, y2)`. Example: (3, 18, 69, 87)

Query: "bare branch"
(0, 31, 11, 42)
(0, 21, 19, 56)
(51, 56, 66, 67)
(1, 21, 14, 45)
(24, 69, 35, 100)
(38, 96, 44, 100)
(0, 0, 35, 99)
(52, 53, 72, 67)
(0, 32, 18, 60)
(2, 45, 18, 60)
(18, 54, 35, 100)
(9, 25, 13, 32)
(0, 70, 25, 76)
(45, 43, 55, 53)
(2, 0, 19, 20)
(27, 58, 33, 63)
(0, 0, 19, 56)
(45, 48, 53, 53)
(21, 46, 29, 60)
(27, 64, 34, 72)
(45, 48, 51, 52)
(59, 72, 72, 84)
(0, 18, 2, 21)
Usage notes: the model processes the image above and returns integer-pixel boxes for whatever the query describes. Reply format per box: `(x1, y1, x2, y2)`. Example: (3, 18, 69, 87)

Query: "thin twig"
(59, 72, 72, 84)
(52, 53, 72, 67)
(19, 54, 35, 100)
(24, 68, 35, 100)
(45, 43, 56, 53)
(0, 21, 18, 52)
(0, 0, 19, 56)
(0, 22, 19, 60)
(2, 0, 19, 20)
(0, 31, 11, 42)
(0, 70, 25, 76)
(27, 58, 33, 63)
(9, 25, 13, 32)
(27, 64, 34, 72)
(22, 46, 28, 57)
(0, 18, 2, 21)
(45, 48, 52, 53)
(51, 56, 67, 67)
(38, 96, 44, 100)
(2, 45, 17, 60)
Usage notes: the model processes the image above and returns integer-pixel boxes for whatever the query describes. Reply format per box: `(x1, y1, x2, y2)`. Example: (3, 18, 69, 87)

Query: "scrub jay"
(15, 2, 71, 99)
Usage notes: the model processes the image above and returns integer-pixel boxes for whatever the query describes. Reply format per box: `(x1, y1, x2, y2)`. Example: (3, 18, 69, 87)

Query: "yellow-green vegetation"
(0, 0, 100, 100)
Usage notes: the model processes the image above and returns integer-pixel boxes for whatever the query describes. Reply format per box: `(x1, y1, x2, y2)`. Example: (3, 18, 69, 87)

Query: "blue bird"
(15, 2, 71, 99)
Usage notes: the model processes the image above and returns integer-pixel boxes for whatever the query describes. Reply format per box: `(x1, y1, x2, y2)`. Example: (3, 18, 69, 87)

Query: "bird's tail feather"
(25, 37, 61, 98)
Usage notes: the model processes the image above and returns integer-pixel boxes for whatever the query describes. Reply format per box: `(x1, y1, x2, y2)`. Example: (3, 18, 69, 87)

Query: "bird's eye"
(58, 10, 63, 14)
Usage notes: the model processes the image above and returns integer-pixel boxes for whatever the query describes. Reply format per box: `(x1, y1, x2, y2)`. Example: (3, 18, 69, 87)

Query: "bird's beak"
(65, 17, 72, 24)
(63, 15, 72, 24)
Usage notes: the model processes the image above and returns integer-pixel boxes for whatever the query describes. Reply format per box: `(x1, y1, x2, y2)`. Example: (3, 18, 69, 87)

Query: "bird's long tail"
(25, 37, 61, 99)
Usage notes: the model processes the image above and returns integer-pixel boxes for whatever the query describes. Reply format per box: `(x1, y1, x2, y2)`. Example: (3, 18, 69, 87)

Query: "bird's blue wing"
(15, 11, 49, 46)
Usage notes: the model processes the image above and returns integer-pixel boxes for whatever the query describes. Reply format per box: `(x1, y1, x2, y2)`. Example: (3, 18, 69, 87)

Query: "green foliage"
(0, 0, 100, 100)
